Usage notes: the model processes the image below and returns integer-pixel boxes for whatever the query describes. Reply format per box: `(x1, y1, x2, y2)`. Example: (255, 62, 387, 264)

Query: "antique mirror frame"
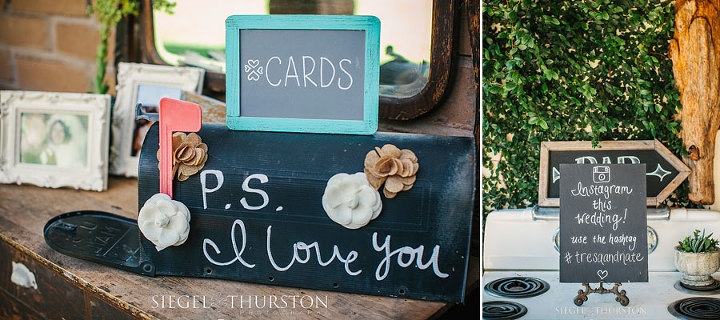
(118, 0, 458, 120)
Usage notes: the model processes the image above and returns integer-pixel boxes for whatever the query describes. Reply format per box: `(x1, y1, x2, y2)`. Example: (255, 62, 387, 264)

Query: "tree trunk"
(669, 0, 720, 204)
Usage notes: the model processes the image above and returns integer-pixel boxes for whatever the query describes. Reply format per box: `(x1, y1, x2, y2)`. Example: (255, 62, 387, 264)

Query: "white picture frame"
(0, 91, 111, 191)
(110, 63, 205, 177)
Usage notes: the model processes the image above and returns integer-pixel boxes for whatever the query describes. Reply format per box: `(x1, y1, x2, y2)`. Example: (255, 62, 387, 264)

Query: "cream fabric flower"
(138, 193, 191, 251)
(322, 172, 383, 229)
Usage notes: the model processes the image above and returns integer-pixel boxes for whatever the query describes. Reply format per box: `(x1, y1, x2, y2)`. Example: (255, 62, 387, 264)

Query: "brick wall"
(0, 0, 115, 94)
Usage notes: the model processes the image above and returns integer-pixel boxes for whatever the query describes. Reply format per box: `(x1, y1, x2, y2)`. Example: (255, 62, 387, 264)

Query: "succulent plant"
(677, 229, 719, 253)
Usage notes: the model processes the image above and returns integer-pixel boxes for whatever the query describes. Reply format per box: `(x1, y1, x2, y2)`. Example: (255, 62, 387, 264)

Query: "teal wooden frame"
(225, 15, 380, 135)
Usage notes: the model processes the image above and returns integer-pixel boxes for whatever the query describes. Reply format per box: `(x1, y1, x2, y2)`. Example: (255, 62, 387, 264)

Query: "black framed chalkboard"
(559, 164, 648, 283)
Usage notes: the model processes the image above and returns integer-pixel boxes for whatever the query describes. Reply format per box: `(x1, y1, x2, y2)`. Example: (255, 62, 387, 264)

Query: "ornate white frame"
(110, 63, 204, 177)
(0, 91, 111, 191)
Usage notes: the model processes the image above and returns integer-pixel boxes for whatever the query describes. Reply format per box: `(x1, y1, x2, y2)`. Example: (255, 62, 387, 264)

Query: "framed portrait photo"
(0, 91, 111, 191)
(110, 63, 205, 177)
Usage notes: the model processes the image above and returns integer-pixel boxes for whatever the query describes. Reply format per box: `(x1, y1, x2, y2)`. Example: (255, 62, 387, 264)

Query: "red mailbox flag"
(158, 98, 202, 198)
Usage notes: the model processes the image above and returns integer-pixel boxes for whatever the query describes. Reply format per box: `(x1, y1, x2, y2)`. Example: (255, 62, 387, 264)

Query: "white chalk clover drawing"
(110, 63, 204, 177)
(322, 172, 383, 229)
(138, 193, 191, 251)
(0, 91, 110, 191)
(244, 59, 263, 81)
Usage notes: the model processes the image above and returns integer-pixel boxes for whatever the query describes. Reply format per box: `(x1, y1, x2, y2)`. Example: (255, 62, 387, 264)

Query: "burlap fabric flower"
(364, 144, 419, 198)
(156, 132, 208, 181)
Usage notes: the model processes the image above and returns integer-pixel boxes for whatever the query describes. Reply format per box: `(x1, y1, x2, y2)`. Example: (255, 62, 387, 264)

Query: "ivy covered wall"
(482, 0, 690, 210)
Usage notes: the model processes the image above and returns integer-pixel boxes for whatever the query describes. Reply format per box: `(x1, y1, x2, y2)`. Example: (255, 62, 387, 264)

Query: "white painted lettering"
(240, 174, 269, 210)
(320, 57, 335, 88)
(266, 225, 362, 276)
(285, 56, 300, 87)
(338, 58, 353, 90)
(302, 56, 318, 87)
(372, 233, 449, 281)
(203, 219, 255, 268)
(200, 170, 224, 210)
(575, 156, 598, 164)
(265, 56, 282, 86)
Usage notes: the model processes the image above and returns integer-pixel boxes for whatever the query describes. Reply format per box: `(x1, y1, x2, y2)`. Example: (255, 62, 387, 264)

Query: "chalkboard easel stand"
(573, 282, 629, 306)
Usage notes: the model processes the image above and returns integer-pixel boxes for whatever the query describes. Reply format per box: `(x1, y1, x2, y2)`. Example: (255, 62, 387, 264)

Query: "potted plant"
(675, 229, 720, 286)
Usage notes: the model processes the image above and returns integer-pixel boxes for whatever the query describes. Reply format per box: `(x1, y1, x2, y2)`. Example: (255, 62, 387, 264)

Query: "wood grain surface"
(670, 0, 720, 204)
(0, 177, 478, 319)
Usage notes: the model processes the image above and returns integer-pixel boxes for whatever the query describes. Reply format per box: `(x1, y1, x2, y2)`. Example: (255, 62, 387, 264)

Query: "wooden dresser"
(0, 178, 478, 319)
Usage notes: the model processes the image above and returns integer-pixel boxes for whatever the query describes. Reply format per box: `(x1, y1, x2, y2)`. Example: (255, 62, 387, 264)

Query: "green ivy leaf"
(483, 0, 690, 215)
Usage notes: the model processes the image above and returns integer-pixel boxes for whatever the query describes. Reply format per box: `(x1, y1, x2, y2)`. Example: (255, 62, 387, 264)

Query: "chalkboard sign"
(539, 140, 689, 207)
(559, 164, 648, 283)
(225, 15, 380, 134)
(137, 124, 475, 302)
